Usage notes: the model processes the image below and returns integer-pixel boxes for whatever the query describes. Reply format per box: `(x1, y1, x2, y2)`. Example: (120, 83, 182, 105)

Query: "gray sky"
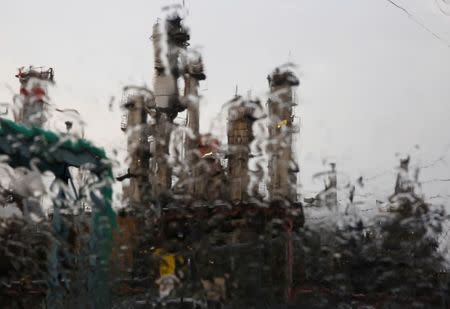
(1, 0, 449, 202)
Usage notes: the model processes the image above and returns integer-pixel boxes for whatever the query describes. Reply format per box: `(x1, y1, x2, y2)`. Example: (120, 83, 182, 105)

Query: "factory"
(118, 9, 300, 208)
(3, 5, 443, 309)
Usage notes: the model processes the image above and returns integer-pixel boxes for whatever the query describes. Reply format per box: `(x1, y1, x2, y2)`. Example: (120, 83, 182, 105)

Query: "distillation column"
(151, 14, 190, 198)
(227, 98, 260, 203)
(121, 91, 153, 206)
(266, 68, 299, 203)
(14, 66, 54, 127)
(183, 53, 205, 153)
(182, 52, 206, 199)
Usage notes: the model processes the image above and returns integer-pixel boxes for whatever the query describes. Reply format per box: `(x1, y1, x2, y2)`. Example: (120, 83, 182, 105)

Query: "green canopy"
(0, 117, 116, 307)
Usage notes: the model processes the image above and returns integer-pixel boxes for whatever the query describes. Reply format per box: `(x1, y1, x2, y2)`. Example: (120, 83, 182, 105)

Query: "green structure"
(0, 117, 116, 308)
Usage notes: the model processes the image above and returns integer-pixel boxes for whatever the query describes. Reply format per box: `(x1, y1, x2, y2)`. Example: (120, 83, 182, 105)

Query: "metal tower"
(227, 97, 261, 203)
(14, 66, 54, 127)
(151, 13, 190, 198)
(266, 67, 299, 203)
(150, 10, 206, 200)
(120, 88, 154, 206)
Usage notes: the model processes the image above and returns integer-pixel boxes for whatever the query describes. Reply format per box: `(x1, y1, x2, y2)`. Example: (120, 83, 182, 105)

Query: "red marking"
(20, 88, 29, 96)
(198, 134, 220, 157)
(31, 87, 46, 98)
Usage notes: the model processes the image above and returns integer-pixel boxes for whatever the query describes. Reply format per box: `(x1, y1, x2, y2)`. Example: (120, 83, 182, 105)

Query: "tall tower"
(151, 13, 190, 198)
(266, 67, 299, 202)
(181, 52, 206, 199)
(120, 89, 154, 206)
(14, 66, 54, 127)
(227, 97, 260, 203)
(183, 52, 205, 154)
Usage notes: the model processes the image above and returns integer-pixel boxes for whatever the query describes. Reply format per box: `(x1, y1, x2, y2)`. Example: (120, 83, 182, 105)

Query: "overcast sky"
(1, 0, 449, 202)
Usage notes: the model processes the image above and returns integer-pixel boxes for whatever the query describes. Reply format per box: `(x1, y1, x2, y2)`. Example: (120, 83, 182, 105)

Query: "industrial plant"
(117, 12, 300, 207)
(0, 5, 448, 309)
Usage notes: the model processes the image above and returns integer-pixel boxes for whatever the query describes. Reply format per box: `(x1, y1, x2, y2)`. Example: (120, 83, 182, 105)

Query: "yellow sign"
(154, 248, 178, 276)
(160, 254, 176, 276)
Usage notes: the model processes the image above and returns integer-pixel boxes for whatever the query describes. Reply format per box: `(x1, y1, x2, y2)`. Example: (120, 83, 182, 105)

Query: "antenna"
(234, 85, 238, 98)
